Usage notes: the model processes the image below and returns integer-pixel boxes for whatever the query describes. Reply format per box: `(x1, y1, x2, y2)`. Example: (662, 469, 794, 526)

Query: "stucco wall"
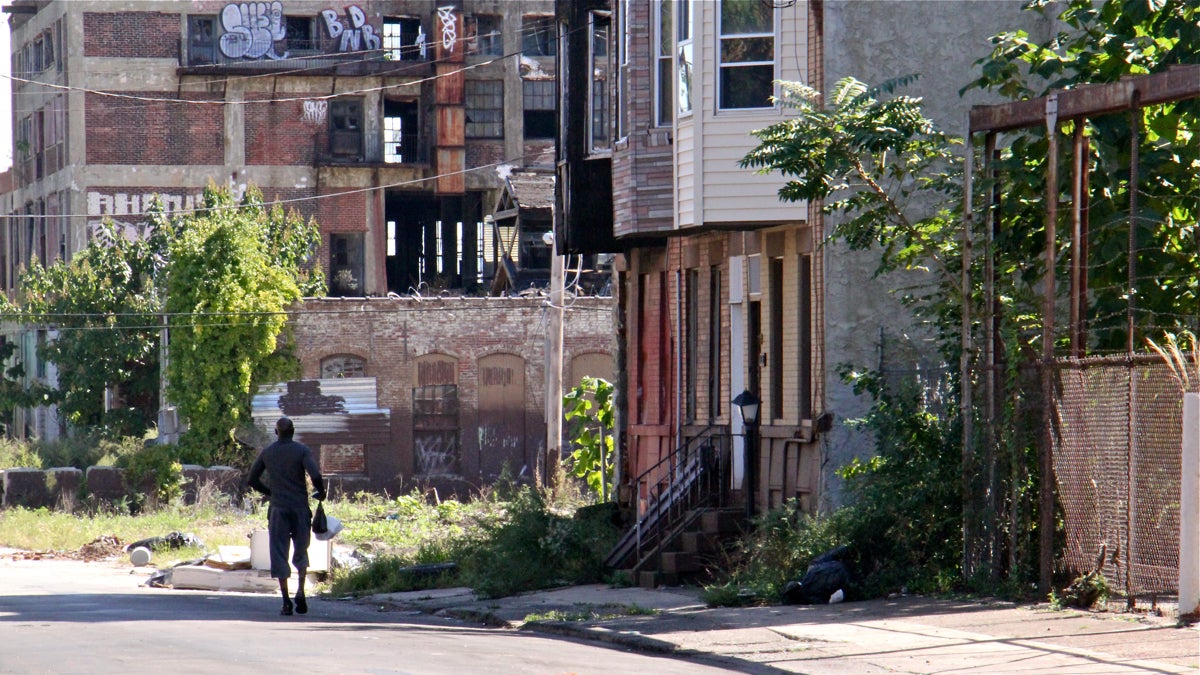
(819, 0, 1058, 506)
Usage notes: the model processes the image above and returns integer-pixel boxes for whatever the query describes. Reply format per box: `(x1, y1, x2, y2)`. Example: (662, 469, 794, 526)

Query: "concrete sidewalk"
(363, 584, 1200, 674)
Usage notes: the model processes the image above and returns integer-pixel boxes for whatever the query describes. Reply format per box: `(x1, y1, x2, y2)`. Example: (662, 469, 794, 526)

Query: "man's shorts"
(267, 505, 312, 580)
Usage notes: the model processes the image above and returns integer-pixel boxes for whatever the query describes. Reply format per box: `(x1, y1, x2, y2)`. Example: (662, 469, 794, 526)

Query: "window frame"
(717, 0, 777, 111)
(676, 0, 693, 117)
(465, 79, 505, 139)
(653, 0, 674, 127)
(521, 15, 556, 57)
(522, 79, 556, 140)
(588, 10, 612, 153)
(466, 14, 503, 56)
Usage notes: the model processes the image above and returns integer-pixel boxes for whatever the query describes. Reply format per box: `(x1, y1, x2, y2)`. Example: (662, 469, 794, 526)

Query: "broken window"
(466, 14, 502, 56)
(321, 354, 366, 378)
(466, 80, 504, 138)
(522, 79, 556, 140)
(187, 16, 217, 65)
(329, 233, 364, 296)
(286, 16, 319, 52)
(384, 99, 420, 163)
(329, 98, 364, 160)
(384, 16, 425, 61)
(521, 15, 556, 57)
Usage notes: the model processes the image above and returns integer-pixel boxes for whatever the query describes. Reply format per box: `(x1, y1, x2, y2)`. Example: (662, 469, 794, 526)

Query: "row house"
(558, 0, 1049, 575)
(559, 0, 825, 539)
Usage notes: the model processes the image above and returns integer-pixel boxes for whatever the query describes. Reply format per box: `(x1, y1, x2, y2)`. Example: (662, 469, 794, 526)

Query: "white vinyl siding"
(674, 0, 808, 227)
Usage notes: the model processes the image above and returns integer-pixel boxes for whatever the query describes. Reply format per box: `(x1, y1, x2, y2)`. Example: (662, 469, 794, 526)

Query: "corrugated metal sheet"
(251, 378, 391, 446)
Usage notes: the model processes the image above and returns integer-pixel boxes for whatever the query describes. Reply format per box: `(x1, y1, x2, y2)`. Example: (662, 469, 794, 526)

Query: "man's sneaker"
(280, 600, 294, 616)
(295, 594, 308, 614)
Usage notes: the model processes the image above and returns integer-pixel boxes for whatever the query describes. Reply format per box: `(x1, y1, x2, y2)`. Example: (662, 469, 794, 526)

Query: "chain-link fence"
(1054, 355, 1182, 602)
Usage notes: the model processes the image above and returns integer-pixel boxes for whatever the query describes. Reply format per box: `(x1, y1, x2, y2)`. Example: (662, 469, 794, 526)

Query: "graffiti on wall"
(219, 2, 288, 60)
(321, 5, 381, 53)
(436, 6, 457, 52)
(87, 190, 205, 243)
(302, 100, 328, 124)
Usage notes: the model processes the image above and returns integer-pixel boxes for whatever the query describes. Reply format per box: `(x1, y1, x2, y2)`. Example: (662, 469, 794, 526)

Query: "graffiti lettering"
(302, 100, 328, 124)
(320, 5, 381, 53)
(87, 191, 205, 243)
(417, 360, 456, 386)
(219, 2, 287, 60)
(437, 6, 457, 52)
(480, 367, 513, 387)
(414, 432, 458, 475)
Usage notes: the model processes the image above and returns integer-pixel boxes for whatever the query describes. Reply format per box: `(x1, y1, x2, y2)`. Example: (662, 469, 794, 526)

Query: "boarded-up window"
(477, 353, 527, 478)
(414, 354, 459, 476)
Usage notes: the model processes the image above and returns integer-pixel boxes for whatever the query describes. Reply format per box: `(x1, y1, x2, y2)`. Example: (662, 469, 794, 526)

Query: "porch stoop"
(630, 507, 746, 589)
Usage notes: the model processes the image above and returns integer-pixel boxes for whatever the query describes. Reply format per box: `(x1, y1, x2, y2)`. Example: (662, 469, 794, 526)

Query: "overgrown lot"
(0, 481, 622, 600)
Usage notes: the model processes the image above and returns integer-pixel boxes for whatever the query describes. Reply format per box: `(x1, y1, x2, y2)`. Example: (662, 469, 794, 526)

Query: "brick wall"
(84, 12, 180, 59)
(86, 92, 224, 165)
(289, 296, 616, 496)
(467, 141, 505, 169)
(245, 97, 320, 166)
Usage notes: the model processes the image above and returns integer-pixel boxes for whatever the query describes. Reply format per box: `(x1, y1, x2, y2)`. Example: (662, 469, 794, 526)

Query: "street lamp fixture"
(732, 390, 760, 426)
(732, 389, 761, 522)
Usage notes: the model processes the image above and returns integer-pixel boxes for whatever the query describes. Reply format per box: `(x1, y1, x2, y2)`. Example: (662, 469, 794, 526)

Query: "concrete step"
(680, 531, 721, 554)
(700, 508, 745, 535)
(660, 551, 702, 574)
(639, 569, 679, 588)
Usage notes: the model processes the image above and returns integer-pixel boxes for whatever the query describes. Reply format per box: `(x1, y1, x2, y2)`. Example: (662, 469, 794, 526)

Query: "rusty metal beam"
(970, 65, 1200, 134)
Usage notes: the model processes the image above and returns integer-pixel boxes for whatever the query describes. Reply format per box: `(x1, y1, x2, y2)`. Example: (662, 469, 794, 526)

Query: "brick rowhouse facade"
(288, 296, 615, 496)
(1, 1, 615, 473)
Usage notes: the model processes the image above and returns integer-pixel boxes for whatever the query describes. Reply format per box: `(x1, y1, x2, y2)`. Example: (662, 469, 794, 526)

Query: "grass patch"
(524, 603, 659, 623)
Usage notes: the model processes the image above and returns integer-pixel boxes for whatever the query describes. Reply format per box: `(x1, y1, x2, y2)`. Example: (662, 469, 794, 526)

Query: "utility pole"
(545, 231, 565, 486)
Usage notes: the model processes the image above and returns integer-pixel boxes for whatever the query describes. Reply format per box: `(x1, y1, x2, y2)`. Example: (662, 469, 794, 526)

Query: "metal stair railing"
(604, 425, 729, 572)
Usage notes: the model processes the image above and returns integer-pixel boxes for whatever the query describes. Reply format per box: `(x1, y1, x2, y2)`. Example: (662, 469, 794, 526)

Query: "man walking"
(247, 417, 326, 616)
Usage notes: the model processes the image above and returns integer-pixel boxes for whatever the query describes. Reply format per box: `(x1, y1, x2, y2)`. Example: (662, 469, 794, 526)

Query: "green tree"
(563, 376, 615, 501)
(741, 76, 965, 351)
(964, 0, 1200, 349)
(16, 216, 170, 437)
(165, 185, 322, 465)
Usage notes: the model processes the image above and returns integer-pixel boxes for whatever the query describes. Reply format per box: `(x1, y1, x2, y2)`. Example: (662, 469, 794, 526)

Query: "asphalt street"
(0, 553, 732, 675)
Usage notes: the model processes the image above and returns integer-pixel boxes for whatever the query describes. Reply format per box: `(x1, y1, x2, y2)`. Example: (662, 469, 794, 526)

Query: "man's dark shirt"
(247, 438, 325, 510)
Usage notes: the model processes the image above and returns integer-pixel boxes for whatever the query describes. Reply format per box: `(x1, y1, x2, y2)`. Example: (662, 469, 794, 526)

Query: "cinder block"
(44, 467, 83, 510)
(4, 468, 52, 508)
(85, 465, 127, 504)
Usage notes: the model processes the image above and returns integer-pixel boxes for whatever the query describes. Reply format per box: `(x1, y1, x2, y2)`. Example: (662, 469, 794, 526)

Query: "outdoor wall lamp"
(732, 389, 760, 426)
(732, 389, 761, 522)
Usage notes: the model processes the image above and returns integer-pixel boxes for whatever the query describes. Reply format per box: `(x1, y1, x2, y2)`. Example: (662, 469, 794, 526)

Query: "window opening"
(384, 99, 420, 163)
(187, 16, 217, 65)
(466, 15, 502, 56)
(685, 268, 698, 422)
(654, 1, 674, 126)
(329, 233, 364, 296)
(677, 0, 692, 115)
(521, 15, 556, 56)
(286, 16, 317, 52)
(709, 266, 722, 420)
(384, 16, 425, 61)
(329, 99, 364, 160)
(588, 11, 612, 152)
(466, 80, 504, 138)
(768, 256, 784, 420)
(523, 79, 556, 139)
(718, 0, 775, 110)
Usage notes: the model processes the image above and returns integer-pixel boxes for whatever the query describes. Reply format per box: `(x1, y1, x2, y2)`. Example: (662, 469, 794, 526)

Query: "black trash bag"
(311, 502, 329, 535)
(783, 545, 851, 605)
(125, 531, 203, 553)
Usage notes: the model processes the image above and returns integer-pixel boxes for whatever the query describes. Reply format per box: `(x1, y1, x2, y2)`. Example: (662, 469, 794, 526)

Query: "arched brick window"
(321, 354, 366, 378)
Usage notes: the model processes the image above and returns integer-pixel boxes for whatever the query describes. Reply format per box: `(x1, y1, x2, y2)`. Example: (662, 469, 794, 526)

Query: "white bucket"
(129, 546, 152, 566)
